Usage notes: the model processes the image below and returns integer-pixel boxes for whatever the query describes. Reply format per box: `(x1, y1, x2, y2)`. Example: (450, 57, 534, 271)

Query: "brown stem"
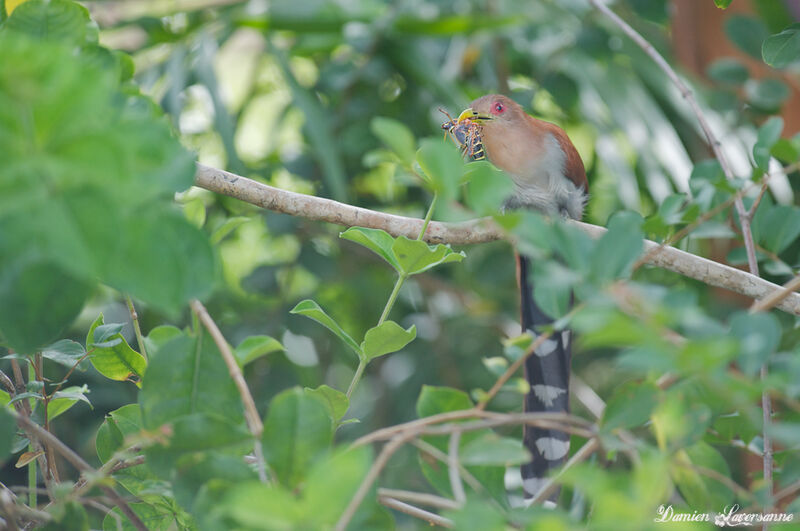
(190, 299, 267, 482)
(378, 497, 454, 528)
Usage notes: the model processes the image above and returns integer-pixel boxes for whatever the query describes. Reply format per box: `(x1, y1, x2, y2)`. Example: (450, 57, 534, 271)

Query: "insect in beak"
(439, 108, 486, 161)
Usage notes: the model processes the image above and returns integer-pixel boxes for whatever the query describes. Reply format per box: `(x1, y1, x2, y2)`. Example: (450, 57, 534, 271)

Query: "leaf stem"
(346, 359, 366, 400)
(125, 295, 148, 361)
(347, 192, 434, 399)
(378, 273, 407, 326)
(417, 193, 438, 241)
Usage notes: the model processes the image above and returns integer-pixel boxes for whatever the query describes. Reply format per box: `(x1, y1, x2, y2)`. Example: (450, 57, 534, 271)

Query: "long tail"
(516, 253, 571, 504)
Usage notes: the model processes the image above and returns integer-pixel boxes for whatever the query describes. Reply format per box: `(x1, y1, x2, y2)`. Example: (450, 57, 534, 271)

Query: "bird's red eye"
(492, 102, 505, 115)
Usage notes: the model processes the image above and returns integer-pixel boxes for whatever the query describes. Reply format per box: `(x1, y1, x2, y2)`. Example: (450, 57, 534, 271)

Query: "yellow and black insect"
(440, 108, 486, 161)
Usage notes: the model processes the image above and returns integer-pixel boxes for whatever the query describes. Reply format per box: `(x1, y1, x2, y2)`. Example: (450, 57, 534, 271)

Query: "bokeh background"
(2, 0, 799, 524)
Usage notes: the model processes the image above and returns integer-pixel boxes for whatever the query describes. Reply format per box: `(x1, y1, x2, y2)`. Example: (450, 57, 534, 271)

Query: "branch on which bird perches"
(194, 163, 800, 316)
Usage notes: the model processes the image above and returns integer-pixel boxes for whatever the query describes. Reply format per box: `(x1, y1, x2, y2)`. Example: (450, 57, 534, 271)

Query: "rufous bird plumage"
(449, 94, 588, 505)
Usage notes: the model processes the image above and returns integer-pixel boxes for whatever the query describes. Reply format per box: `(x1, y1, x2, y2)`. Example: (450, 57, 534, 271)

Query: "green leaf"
(289, 300, 361, 356)
(460, 433, 530, 466)
(96, 404, 141, 463)
(0, 259, 90, 355)
(103, 212, 217, 314)
(762, 26, 800, 69)
(262, 388, 334, 488)
(210, 216, 249, 245)
(304, 385, 349, 423)
(361, 321, 416, 361)
(707, 58, 749, 85)
(86, 314, 147, 387)
(371, 117, 416, 165)
(725, 15, 769, 59)
(339, 227, 401, 271)
(102, 503, 177, 531)
(753, 116, 783, 170)
(391, 236, 465, 276)
(746, 78, 790, 111)
(589, 211, 644, 283)
(416, 138, 465, 199)
(672, 442, 734, 509)
(4, 0, 91, 45)
(48, 385, 91, 420)
(415, 387, 506, 506)
(0, 407, 15, 462)
(463, 161, 514, 215)
(531, 260, 578, 319)
(139, 332, 244, 429)
(443, 498, 506, 531)
(714, 0, 733, 8)
(40, 501, 89, 531)
(222, 482, 301, 530)
(234, 335, 283, 367)
(0, 34, 213, 322)
(730, 311, 780, 376)
(141, 325, 183, 358)
(41, 339, 86, 368)
(302, 445, 372, 527)
(145, 413, 252, 478)
(602, 381, 659, 431)
(417, 385, 473, 418)
(757, 205, 800, 253)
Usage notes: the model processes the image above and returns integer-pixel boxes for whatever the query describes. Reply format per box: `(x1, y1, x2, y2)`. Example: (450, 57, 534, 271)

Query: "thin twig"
(376, 488, 460, 510)
(378, 497, 454, 528)
(353, 409, 592, 447)
(418, 415, 595, 439)
(476, 331, 554, 410)
(411, 439, 493, 499)
(190, 299, 267, 482)
(11, 412, 147, 531)
(749, 275, 800, 314)
(334, 435, 410, 531)
(0, 370, 14, 394)
(447, 432, 465, 506)
(9, 359, 54, 503)
(528, 438, 600, 505)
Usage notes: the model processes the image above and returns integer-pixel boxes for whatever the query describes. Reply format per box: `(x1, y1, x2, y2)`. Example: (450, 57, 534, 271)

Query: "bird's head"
(457, 94, 524, 128)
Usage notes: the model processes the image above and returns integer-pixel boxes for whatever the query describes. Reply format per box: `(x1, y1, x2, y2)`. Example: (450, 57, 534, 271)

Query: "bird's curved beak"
(457, 108, 492, 124)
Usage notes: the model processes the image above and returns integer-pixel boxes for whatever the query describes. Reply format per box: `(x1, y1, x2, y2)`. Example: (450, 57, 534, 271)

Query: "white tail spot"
(534, 337, 559, 357)
(523, 476, 547, 498)
(561, 330, 570, 349)
(535, 437, 570, 460)
(531, 384, 566, 407)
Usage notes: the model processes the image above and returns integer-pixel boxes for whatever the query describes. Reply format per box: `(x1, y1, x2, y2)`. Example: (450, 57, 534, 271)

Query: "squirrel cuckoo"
(452, 94, 588, 504)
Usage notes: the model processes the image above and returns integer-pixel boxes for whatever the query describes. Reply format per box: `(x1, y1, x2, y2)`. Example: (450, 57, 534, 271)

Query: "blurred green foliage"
(1, 0, 800, 529)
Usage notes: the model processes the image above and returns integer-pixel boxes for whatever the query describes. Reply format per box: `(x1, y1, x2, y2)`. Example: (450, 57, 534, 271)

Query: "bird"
(453, 94, 588, 505)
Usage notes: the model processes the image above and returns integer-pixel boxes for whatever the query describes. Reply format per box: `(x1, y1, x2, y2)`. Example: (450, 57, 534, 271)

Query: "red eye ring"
(492, 102, 504, 114)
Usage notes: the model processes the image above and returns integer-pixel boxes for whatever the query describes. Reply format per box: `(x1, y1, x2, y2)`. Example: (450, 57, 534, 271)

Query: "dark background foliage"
(1, 0, 799, 529)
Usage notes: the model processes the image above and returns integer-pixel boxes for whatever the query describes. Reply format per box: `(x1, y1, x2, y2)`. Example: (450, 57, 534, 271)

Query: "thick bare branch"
(194, 164, 800, 315)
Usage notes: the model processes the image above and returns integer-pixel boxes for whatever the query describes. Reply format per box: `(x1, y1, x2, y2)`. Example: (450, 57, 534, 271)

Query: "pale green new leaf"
(391, 236, 465, 276)
(290, 300, 361, 356)
(339, 227, 400, 271)
(86, 314, 146, 387)
(361, 321, 416, 361)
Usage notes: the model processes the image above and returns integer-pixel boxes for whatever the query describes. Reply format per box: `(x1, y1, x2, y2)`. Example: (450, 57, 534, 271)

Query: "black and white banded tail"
(517, 253, 571, 504)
